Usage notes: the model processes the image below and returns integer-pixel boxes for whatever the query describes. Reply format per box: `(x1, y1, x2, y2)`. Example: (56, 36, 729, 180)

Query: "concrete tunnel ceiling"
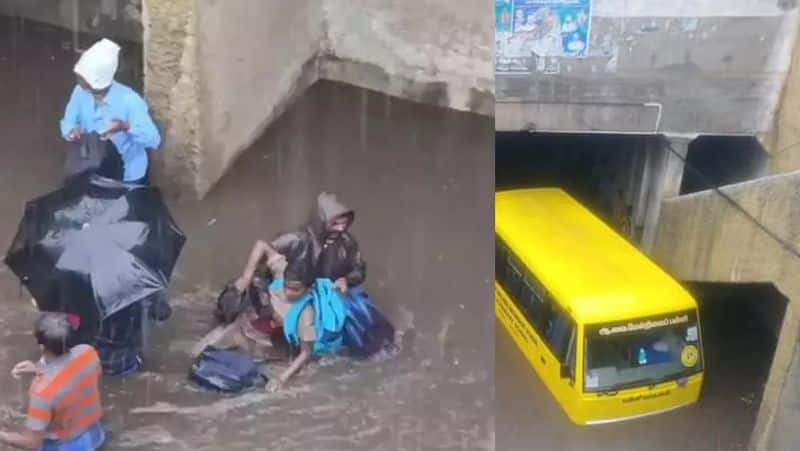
(140, 0, 495, 200)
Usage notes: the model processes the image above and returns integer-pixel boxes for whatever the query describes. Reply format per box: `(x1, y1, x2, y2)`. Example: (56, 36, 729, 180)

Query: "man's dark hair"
(34, 313, 73, 356)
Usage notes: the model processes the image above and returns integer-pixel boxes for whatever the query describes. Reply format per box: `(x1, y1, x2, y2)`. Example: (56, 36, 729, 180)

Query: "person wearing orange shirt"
(0, 313, 105, 450)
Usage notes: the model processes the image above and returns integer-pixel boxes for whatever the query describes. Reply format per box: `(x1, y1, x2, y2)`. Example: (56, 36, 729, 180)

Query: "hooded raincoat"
(270, 192, 366, 287)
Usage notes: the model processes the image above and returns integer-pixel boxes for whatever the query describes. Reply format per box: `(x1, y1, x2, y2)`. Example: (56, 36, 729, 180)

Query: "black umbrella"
(4, 176, 186, 330)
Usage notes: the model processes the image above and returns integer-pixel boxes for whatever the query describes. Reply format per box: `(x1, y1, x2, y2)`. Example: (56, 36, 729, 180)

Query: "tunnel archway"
(680, 136, 768, 195)
(687, 282, 788, 448)
(496, 132, 659, 242)
(495, 129, 792, 450)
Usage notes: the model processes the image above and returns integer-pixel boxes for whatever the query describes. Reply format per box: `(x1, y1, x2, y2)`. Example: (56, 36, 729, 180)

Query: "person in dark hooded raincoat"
(233, 192, 394, 359)
(233, 192, 364, 294)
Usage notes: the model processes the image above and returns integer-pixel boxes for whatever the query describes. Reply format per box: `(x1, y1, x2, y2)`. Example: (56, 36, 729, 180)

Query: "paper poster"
(496, 0, 592, 74)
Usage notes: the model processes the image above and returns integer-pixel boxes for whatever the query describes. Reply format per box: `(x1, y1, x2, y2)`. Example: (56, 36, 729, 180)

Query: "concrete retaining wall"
(652, 173, 800, 451)
(322, 0, 495, 116)
(193, 0, 323, 198)
(145, 0, 493, 199)
(496, 0, 800, 137)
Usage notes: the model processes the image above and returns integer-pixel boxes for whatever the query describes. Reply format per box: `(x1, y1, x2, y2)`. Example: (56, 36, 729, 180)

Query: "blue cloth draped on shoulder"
(284, 280, 395, 358)
(341, 286, 395, 359)
(284, 278, 347, 355)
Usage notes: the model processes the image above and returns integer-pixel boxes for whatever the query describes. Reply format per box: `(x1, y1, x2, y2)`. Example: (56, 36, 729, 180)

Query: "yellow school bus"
(495, 188, 704, 425)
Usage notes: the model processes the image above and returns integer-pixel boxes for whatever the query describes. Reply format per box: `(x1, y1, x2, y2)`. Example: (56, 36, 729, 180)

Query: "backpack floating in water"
(189, 346, 266, 393)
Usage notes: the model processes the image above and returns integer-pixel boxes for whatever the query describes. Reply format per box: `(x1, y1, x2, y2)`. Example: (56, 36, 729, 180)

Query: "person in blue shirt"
(60, 38, 161, 184)
(58, 40, 169, 378)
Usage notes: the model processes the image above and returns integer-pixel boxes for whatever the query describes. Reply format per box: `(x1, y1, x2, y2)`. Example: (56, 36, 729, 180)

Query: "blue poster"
(497, 0, 592, 73)
(496, 0, 513, 34)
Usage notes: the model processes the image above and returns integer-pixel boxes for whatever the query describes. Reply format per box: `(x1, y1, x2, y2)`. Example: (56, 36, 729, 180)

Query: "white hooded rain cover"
(74, 38, 120, 90)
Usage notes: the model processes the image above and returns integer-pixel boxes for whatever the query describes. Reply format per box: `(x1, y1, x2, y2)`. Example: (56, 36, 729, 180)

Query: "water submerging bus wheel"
(494, 188, 705, 425)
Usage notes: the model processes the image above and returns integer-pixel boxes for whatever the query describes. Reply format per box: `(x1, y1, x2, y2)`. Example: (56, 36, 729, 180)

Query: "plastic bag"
(188, 346, 266, 392)
(63, 132, 123, 183)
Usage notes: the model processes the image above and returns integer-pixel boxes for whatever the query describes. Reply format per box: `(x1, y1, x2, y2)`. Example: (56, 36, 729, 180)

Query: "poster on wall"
(496, 0, 592, 74)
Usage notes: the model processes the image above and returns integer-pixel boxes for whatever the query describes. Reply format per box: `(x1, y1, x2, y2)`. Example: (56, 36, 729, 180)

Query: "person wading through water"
(0, 313, 105, 450)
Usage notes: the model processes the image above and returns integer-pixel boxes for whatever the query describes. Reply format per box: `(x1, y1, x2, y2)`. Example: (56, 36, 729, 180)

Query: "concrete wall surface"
(144, 0, 493, 199)
(768, 346, 800, 451)
(652, 172, 800, 451)
(653, 172, 800, 284)
(496, 0, 800, 137)
(192, 0, 323, 198)
(768, 24, 800, 174)
(322, 0, 495, 116)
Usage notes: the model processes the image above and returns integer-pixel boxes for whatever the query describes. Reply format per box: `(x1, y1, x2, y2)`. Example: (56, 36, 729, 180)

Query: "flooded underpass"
(495, 282, 785, 450)
(495, 133, 784, 450)
(0, 16, 494, 451)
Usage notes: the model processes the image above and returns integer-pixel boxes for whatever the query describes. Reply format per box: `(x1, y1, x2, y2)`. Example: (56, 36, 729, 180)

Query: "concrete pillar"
(632, 138, 654, 242)
(767, 339, 800, 451)
(753, 282, 800, 451)
(641, 137, 690, 252)
(627, 137, 649, 243)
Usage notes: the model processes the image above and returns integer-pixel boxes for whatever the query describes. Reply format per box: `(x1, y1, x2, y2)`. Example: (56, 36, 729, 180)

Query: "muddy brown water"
(0, 17, 494, 450)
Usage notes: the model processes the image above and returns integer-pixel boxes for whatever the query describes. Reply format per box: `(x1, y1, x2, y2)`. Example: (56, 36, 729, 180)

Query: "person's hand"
(100, 120, 129, 140)
(266, 377, 284, 393)
(266, 254, 287, 275)
(67, 128, 81, 143)
(233, 276, 249, 293)
(334, 278, 348, 294)
(11, 360, 37, 379)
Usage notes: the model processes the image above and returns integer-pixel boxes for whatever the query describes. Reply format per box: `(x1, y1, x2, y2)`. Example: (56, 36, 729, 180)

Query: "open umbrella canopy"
(4, 176, 186, 326)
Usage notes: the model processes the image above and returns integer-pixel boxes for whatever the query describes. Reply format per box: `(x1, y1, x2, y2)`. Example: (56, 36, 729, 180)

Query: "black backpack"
(214, 281, 263, 325)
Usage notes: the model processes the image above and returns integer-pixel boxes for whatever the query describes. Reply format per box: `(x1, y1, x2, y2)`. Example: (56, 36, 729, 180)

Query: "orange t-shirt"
(26, 345, 103, 441)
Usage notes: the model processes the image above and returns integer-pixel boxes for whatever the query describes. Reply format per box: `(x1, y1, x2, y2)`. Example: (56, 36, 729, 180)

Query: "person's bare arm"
(268, 340, 313, 392)
(0, 428, 45, 450)
(270, 233, 298, 256)
(235, 240, 279, 291)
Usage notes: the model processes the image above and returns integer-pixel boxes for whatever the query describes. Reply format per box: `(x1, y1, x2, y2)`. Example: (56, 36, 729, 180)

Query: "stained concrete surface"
(0, 18, 494, 450)
(653, 172, 800, 450)
(144, 0, 494, 199)
(496, 294, 775, 451)
(496, 11, 797, 135)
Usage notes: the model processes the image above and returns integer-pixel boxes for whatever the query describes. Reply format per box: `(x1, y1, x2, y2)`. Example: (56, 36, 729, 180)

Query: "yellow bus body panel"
(495, 188, 704, 425)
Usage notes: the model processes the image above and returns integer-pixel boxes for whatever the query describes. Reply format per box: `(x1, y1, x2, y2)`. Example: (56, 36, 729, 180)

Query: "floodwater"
(495, 303, 769, 451)
(0, 16, 494, 451)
